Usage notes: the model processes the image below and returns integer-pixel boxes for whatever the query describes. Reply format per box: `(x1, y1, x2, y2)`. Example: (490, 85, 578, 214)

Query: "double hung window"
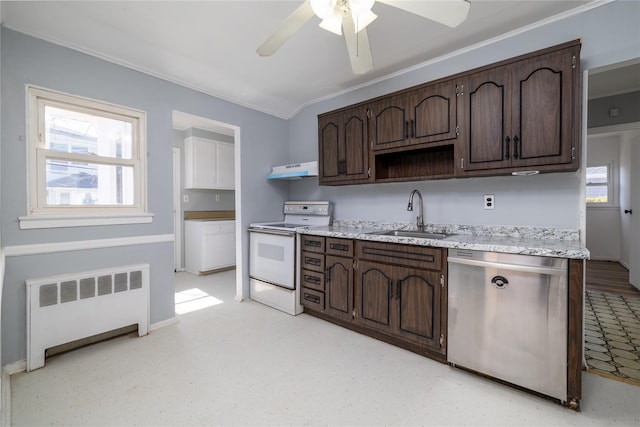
(585, 165, 611, 205)
(23, 86, 149, 228)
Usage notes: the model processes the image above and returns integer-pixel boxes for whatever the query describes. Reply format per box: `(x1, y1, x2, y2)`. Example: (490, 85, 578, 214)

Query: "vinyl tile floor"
(9, 271, 640, 426)
(584, 290, 640, 384)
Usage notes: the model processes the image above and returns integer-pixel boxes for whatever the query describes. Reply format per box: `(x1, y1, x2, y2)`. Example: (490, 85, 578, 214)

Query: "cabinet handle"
(388, 279, 394, 299)
(513, 135, 519, 159)
(325, 267, 331, 281)
(305, 257, 321, 266)
(504, 136, 511, 160)
(396, 279, 401, 299)
(304, 275, 321, 285)
(329, 243, 349, 252)
(404, 120, 409, 140)
(303, 293, 321, 304)
(411, 120, 415, 138)
(304, 240, 321, 248)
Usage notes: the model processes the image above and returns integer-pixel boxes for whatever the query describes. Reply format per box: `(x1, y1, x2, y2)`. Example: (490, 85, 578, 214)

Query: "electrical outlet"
(215, 194, 221, 202)
(483, 194, 495, 210)
(183, 194, 189, 203)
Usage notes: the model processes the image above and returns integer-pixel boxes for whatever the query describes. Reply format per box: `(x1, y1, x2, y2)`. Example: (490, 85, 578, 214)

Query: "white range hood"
(267, 161, 318, 180)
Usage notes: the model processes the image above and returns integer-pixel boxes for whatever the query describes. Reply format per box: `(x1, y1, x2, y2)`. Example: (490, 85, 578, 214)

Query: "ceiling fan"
(256, 0, 471, 75)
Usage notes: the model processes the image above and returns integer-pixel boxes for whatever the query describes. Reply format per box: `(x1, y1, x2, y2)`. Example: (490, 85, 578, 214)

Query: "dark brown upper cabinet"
(318, 105, 371, 185)
(317, 40, 581, 185)
(457, 42, 580, 175)
(370, 80, 460, 152)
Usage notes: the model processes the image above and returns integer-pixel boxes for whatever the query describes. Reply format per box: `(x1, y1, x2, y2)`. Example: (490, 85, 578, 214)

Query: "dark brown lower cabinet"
(300, 236, 447, 360)
(325, 255, 353, 321)
(355, 261, 446, 355)
(357, 261, 442, 351)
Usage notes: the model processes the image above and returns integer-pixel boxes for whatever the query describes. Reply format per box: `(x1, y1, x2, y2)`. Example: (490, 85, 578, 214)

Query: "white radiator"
(26, 264, 150, 371)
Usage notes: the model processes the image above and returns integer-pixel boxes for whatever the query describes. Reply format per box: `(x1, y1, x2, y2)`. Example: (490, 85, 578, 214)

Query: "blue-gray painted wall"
(0, 27, 289, 366)
(289, 0, 640, 228)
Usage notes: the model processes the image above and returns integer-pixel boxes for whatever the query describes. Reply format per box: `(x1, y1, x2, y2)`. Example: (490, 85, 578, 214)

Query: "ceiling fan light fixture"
(310, 0, 338, 19)
(319, 11, 344, 35)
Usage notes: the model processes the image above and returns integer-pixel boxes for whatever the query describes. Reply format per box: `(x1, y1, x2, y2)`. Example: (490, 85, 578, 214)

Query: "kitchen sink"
(367, 230, 451, 239)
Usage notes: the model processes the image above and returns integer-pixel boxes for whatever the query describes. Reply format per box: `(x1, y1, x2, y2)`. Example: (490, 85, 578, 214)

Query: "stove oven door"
(249, 228, 296, 289)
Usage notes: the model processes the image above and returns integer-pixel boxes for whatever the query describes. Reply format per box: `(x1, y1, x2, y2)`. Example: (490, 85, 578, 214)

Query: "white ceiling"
(1, 0, 625, 119)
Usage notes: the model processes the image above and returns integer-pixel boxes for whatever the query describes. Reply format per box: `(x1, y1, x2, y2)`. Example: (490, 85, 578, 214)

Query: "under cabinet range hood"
(267, 161, 318, 180)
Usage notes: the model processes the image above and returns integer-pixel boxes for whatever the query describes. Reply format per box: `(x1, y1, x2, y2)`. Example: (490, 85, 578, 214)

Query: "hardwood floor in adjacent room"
(586, 260, 640, 297)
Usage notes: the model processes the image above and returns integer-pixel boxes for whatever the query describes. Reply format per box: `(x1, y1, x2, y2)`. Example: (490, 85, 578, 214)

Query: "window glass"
(44, 105, 133, 159)
(586, 165, 609, 204)
(45, 159, 134, 206)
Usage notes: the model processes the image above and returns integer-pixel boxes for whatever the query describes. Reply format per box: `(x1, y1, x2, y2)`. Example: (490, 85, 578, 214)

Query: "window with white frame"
(586, 164, 611, 205)
(23, 86, 149, 228)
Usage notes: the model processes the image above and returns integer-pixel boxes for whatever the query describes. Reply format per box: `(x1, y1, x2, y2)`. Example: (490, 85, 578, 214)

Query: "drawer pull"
(330, 243, 349, 252)
(304, 294, 321, 304)
(304, 275, 321, 285)
(304, 240, 321, 247)
(305, 257, 321, 266)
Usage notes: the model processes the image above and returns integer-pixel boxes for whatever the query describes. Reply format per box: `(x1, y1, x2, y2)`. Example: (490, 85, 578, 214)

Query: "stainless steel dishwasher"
(447, 248, 568, 401)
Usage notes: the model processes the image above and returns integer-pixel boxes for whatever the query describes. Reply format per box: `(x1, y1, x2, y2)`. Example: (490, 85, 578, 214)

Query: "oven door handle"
(249, 228, 296, 237)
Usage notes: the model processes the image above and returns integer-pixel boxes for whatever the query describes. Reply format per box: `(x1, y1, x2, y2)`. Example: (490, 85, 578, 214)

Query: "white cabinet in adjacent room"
(185, 220, 236, 275)
(184, 137, 235, 190)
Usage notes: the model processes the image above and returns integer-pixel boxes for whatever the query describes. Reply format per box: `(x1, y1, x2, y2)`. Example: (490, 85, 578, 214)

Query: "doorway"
(171, 111, 243, 302)
(584, 59, 640, 384)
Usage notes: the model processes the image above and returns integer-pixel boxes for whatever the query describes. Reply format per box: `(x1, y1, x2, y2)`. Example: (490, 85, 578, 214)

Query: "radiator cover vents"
(26, 264, 150, 371)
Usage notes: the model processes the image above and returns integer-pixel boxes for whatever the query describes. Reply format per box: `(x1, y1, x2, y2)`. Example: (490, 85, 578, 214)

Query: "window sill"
(19, 213, 154, 229)
(586, 205, 618, 210)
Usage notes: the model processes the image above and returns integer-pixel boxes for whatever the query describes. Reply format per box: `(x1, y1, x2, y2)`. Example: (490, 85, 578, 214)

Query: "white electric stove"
(248, 201, 331, 315)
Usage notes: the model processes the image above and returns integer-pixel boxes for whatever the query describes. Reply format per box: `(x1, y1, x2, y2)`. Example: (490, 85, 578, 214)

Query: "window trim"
(23, 85, 149, 228)
(585, 163, 613, 207)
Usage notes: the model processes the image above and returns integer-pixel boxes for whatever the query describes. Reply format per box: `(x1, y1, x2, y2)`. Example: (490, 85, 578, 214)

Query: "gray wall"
(1, 27, 289, 366)
(588, 91, 640, 128)
(289, 0, 640, 230)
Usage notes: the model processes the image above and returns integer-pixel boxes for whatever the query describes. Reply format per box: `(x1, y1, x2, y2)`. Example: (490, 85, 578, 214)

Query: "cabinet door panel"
(344, 113, 367, 178)
(325, 255, 353, 320)
(412, 81, 458, 145)
(395, 267, 441, 350)
(462, 68, 511, 171)
(512, 48, 575, 166)
(372, 96, 407, 150)
(319, 119, 340, 181)
(357, 262, 393, 333)
(216, 142, 235, 189)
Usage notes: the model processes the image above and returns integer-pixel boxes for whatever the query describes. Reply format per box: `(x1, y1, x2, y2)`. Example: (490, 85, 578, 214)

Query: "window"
(22, 86, 150, 229)
(586, 165, 611, 205)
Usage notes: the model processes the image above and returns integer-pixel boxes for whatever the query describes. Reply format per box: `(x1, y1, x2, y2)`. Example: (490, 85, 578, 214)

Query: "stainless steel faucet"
(407, 189, 424, 231)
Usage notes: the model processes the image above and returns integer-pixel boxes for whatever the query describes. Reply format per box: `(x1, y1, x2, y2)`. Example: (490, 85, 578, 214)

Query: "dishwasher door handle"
(448, 256, 567, 276)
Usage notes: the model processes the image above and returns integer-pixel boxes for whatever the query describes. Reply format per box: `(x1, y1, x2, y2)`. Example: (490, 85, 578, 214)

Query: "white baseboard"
(1, 368, 11, 427)
(619, 260, 630, 270)
(588, 256, 620, 262)
(149, 316, 178, 331)
(3, 360, 26, 376)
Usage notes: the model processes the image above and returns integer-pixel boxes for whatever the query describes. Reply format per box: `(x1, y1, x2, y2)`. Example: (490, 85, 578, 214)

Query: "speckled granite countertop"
(297, 220, 590, 259)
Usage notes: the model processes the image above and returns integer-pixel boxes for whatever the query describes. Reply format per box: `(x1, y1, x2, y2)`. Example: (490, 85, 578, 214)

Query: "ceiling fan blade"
(343, 17, 374, 74)
(257, 1, 315, 56)
(377, 0, 471, 28)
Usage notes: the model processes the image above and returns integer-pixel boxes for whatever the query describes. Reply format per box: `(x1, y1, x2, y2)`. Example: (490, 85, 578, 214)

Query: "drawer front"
(301, 235, 325, 253)
(325, 238, 354, 257)
(301, 287, 325, 311)
(356, 240, 443, 271)
(301, 269, 325, 292)
(301, 250, 325, 272)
